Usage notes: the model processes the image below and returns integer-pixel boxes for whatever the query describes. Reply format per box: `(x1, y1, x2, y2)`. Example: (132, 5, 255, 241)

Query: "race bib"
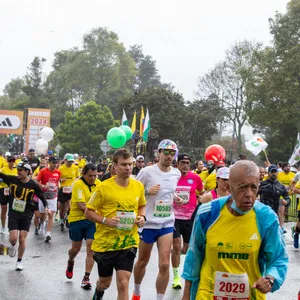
(12, 198, 26, 212)
(154, 199, 172, 217)
(116, 211, 135, 230)
(63, 186, 72, 194)
(48, 182, 57, 192)
(176, 186, 190, 204)
(4, 187, 9, 196)
(214, 271, 249, 300)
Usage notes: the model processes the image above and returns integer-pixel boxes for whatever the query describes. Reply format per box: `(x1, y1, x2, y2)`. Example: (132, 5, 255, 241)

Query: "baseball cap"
(29, 149, 35, 153)
(49, 156, 58, 163)
(136, 155, 144, 161)
(177, 154, 191, 162)
(65, 154, 75, 162)
(17, 161, 32, 172)
(217, 167, 230, 179)
(158, 139, 178, 151)
(48, 150, 53, 155)
(268, 164, 278, 172)
(5, 151, 11, 157)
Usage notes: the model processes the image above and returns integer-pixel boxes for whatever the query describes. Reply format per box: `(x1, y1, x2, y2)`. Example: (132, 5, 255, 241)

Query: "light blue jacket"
(182, 196, 288, 300)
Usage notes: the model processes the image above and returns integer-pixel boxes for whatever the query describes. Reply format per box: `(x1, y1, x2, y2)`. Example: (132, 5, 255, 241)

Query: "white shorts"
(39, 198, 57, 213)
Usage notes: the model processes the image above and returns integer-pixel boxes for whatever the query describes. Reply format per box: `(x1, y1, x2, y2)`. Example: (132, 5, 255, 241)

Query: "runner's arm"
(0, 172, 14, 185)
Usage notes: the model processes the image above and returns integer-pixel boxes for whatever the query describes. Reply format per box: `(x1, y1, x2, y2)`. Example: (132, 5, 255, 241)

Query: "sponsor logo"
(249, 233, 259, 240)
(0, 115, 21, 129)
(218, 252, 249, 260)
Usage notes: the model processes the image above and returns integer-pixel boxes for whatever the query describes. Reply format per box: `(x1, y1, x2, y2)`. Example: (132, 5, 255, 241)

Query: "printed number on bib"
(63, 186, 72, 194)
(213, 271, 249, 300)
(176, 190, 190, 204)
(4, 187, 9, 196)
(154, 199, 172, 217)
(12, 198, 26, 213)
(116, 211, 135, 230)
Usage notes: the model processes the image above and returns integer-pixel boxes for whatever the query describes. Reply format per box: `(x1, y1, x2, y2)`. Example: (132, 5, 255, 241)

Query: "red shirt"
(37, 167, 61, 196)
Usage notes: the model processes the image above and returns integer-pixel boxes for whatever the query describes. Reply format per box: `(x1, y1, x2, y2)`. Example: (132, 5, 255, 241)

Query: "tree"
(245, 0, 300, 162)
(118, 87, 188, 144)
(197, 40, 261, 154)
(185, 97, 227, 148)
(55, 101, 118, 155)
(128, 45, 161, 91)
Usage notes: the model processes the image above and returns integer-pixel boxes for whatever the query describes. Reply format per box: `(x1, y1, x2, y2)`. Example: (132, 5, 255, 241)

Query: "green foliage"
(55, 101, 118, 155)
(246, 0, 300, 162)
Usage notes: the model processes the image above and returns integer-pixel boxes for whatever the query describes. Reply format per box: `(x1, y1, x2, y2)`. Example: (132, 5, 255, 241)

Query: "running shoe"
(81, 275, 92, 290)
(15, 261, 23, 271)
(294, 232, 299, 249)
(282, 227, 287, 234)
(66, 260, 74, 279)
(131, 294, 141, 300)
(172, 276, 182, 289)
(8, 244, 17, 258)
(34, 228, 39, 235)
(60, 223, 64, 232)
(45, 234, 51, 243)
(0, 227, 5, 234)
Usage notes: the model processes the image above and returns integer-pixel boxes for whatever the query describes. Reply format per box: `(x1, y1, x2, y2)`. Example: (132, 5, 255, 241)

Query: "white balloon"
(35, 139, 48, 154)
(40, 127, 55, 142)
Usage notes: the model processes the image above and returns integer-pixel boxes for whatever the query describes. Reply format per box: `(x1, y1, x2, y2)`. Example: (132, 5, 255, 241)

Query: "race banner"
(245, 136, 268, 156)
(0, 110, 24, 135)
(26, 108, 51, 153)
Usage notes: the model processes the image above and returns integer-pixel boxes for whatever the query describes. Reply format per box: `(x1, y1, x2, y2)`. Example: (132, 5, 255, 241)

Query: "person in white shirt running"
(132, 139, 183, 300)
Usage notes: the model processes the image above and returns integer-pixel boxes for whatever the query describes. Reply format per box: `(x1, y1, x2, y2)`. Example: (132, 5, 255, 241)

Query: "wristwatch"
(265, 276, 274, 286)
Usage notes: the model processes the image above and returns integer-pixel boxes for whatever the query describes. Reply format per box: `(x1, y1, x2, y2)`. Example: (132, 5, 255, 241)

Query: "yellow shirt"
(69, 178, 101, 223)
(15, 158, 22, 165)
(204, 171, 217, 191)
(86, 177, 146, 252)
(59, 164, 80, 187)
(277, 172, 295, 194)
(75, 159, 86, 174)
(194, 170, 209, 183)
(197, 206, 264, 300)
(0, 157, 5, 169)
(0, 166, 18, 188)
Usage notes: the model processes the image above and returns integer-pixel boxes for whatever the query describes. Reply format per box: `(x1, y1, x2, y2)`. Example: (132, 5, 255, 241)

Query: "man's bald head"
(229, 160, 259, 184)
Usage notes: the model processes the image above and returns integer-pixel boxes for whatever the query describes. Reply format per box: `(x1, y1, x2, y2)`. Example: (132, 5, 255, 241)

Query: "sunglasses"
(162, 150, 176, 156)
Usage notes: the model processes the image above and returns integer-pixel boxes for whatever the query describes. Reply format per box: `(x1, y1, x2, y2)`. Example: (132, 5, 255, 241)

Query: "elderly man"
(182, 160, 288, 300)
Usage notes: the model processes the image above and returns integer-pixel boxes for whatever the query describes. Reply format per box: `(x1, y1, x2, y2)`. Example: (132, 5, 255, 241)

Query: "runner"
(85, 149, 146, 300)
(36, 156, 61, 242)
(132, 155, 145, 177)
(182, 160, 288, 300)
(0, 161, 49, 270)
(26, 149, 40, 173)
(277, 162, 294, 232)
(0, 156, 18, 234)
(66, 163, 99, 290)
(193, 160, 208, 183)
(132, 139, 183, 300)
(75, 153, 86, 175)
(58, 154, 79, 231)
(171, 154, 203, 289)
(200, 167, 230, 203)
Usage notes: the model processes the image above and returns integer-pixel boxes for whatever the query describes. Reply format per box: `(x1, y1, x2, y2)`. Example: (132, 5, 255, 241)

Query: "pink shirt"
(174, 171, 203, 220)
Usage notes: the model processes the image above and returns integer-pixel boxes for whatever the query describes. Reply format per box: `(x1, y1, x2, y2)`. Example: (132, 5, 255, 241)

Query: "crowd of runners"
(0, 139, 295, 300)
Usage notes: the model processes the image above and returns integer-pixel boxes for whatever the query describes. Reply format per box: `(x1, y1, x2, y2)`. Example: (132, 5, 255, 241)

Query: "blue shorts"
(69, 219, 96, 242)
(139, 227, 174, 244)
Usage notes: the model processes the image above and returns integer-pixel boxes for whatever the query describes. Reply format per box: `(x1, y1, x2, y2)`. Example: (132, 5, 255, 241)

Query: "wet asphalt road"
(0, 221, 299, 300)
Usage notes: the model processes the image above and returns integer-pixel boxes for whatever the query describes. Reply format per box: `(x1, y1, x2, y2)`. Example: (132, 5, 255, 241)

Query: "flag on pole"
(140, 107, 145, 137)
(289, 133, 300, 166)
(245, 136, 268, 156)
(142, 108, 151, 142)
(121, 109, 128, 126)
(131, 111, 137, 140)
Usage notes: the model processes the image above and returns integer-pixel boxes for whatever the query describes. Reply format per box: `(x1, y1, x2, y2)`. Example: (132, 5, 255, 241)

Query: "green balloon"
(107, 127, 126, 148)
(119, 125, 132, 141)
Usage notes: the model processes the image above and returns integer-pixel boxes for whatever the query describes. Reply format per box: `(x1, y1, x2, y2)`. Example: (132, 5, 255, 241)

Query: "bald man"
(182, 160, 288, 300)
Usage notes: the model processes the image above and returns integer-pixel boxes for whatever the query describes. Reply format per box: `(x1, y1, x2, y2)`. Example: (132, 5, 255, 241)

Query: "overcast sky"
(0, 0, 288, 102)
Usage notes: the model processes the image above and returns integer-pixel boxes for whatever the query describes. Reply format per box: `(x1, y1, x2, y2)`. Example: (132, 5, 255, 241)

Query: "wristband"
(102, 217, 106, 224)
